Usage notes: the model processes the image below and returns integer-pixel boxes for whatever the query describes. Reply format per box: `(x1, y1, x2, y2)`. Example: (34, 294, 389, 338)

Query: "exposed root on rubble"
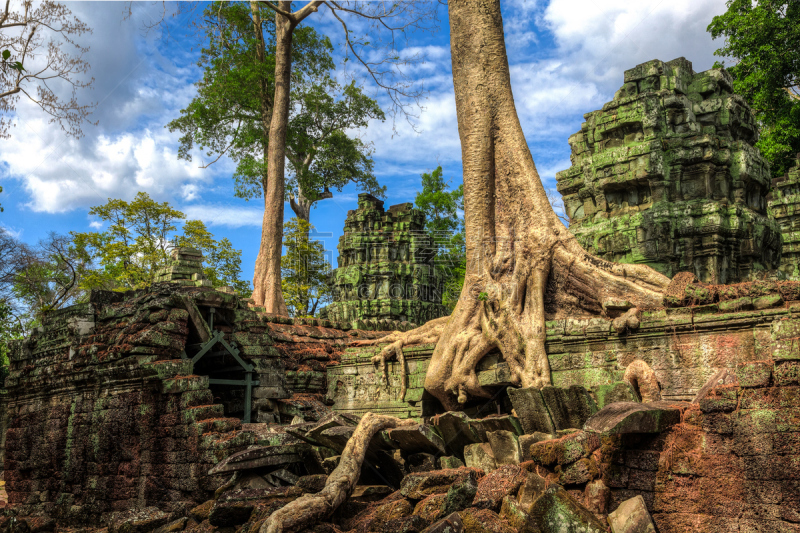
(260, 413, 415, 533)
(624, 360, 662, 402)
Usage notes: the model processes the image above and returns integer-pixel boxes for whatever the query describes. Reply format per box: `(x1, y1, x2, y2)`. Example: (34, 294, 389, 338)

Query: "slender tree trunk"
(366, 0, 671, 411)
(251, 0, 293, 315)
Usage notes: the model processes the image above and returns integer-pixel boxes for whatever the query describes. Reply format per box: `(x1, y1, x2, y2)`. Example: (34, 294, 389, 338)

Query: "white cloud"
(183, 204, 264, 228)
(89, 220, 104, 229)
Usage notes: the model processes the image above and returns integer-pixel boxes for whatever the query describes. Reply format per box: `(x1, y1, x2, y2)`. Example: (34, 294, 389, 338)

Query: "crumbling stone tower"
(768, 154, 800, 278)
(321, 193, 448, 329)
(556, 57, 781, 284)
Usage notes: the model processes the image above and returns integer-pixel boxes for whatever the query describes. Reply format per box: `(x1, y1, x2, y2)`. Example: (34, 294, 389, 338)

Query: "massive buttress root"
(259, 413, 415, 533)
(361, 0, 670, 411)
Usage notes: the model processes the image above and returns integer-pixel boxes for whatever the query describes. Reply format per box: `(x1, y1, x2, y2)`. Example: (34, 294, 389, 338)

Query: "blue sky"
(0, 0, 730, 286)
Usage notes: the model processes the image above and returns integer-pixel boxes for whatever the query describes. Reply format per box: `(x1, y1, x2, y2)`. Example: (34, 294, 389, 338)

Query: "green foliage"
(168, 1, 334, 199)
(414, 166, 465, 311)
(12, 233, 89, 319)
(73, 192, 184, 290)
(0, 299, 22, 386)
(281, 217, 331, 317)
(709, 0, 800, 177)
(168, 1, 385, 217)
(74, 192, 250, 295)
(286, 77, 386, 205)
(175, 220, 251, 296)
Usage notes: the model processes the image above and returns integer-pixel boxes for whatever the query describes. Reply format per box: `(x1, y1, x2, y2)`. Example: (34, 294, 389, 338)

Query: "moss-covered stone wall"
(768, 153, 800, 279)
(556, 58, 780, 284)
(328, 297, 800, 418)
(320, 193, 448, 330)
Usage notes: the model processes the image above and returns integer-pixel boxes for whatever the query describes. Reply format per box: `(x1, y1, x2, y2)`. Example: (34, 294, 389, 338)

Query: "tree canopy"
(709, 0, 800, 177)
(73, 192, 250, 295)
(281, 217, 331, 317)
(414, 165, 465, 311)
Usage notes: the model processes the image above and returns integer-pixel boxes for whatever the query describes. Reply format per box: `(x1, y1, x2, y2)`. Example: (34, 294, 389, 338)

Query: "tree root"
(624, 360, 662, 403)
(349, 317, 449, 402)
(259, 413, 415, 533)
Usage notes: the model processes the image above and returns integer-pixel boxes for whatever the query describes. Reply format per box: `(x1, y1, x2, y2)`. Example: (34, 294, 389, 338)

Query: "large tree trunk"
(367, 0, 670, 411)
(251, 0, 293, 315)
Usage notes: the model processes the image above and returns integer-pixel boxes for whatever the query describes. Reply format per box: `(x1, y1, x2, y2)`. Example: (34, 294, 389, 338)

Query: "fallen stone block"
(607, 495, 656, 533)
(592, 382, 638, 408)
(583, 479, 610, 515)
(470, 415, 523, 440)
(439, 456, 466, 469)
(421, 512, 464, 533)
(486, 430, 521, 465)
(208, 500, 254, 527)
(464, 443, 497, 473)
(207, 445, 303, 475)
(527, 485, 607, 533)
(414, 493, 448, 523)
(153, 518, 187, 533)
(433, 412, 482, 457)
(112, 508, 171, 533)
(388, 424, 447, 455)
(472, 464, 527, 511)
(408, 452, 439, 473)
(519, 433, 554, 462)
(440, 470, 479, 515)
(583, 401, 687, 435)
(188, 500, 214, 523)
(499, 496, 529, 530)
(528, 431, 599, 466)
(458, 508, 515, 533)
(541, 386, 599, 431)
(351, 485, 395, 502)
(508, 386, 557, 435)
(555, 458, 599, 485)
(516, 472, 548, 512)
(401, 468, 485, 499)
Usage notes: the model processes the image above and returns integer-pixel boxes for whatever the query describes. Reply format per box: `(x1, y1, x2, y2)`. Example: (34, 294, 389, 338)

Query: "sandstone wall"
(329, 299, 800, 417)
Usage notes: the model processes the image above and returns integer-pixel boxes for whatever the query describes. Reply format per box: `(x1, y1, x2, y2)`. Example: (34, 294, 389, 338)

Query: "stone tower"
(556, 57, 781, 284)
(768, 154, 800, 278)
(320, 193, 448, 329)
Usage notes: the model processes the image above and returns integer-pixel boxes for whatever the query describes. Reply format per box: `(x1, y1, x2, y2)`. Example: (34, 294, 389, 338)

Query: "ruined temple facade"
(768, 154, 800, 279)
(320, 193, 448, 329)
(556, 58, 781, 284)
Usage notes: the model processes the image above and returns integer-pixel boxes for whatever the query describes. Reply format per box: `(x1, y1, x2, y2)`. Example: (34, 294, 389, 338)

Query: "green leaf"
(2, 49, 10, 60)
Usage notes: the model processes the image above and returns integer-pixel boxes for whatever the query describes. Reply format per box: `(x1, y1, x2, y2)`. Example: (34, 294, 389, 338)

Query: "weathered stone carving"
(320, 194, 448, 329)
(557, 57, 781, 284)
(768, 153, 800, 278)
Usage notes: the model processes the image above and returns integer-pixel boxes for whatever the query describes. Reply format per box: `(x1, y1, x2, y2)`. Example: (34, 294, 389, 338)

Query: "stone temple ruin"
(2, 59, 800, 533)
(557, 58, 781, 284)
(768, 153, 800, 278)
(320, 193, 448, 330)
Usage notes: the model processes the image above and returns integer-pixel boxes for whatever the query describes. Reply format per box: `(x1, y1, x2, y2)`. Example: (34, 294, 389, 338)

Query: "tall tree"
(249, 0, 437, 315)
(280, 217, 331, 317)
(259, 1, 673, 529)
(360, 0, 670, 411)
(708, 0, 800, 177)
(286, 77, 385, 224)
(0, 0, 95, 138)
(414, 165, 465, 311)
(169, 1, 390, 313)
